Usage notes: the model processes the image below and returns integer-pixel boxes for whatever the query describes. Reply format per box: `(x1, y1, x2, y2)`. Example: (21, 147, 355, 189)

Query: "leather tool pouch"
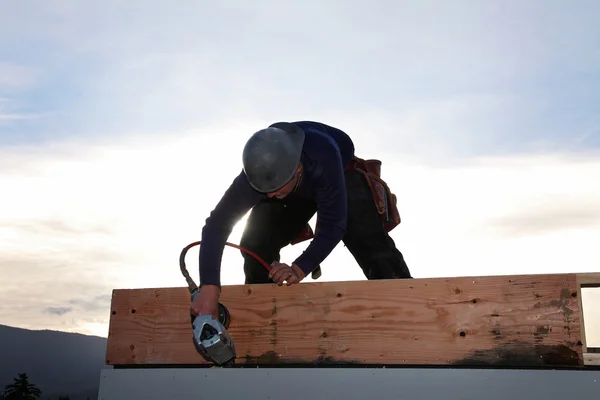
(290, 157, 401, 246)
(346, 157, 401, 233)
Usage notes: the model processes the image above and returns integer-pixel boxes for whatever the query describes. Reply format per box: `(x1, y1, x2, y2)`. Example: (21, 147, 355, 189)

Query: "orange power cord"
(179, 240, 272, 294)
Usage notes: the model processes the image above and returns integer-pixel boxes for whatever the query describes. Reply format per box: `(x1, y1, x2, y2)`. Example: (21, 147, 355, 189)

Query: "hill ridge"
(0, 324, 108, 400)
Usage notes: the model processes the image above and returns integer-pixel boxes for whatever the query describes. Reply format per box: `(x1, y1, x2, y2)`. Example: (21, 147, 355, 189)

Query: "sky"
(1, 0, 600, 350)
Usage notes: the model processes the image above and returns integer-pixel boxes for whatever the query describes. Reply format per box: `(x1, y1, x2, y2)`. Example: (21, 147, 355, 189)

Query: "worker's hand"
(269, 262, 305, 286)
(190, 285, 220, 319)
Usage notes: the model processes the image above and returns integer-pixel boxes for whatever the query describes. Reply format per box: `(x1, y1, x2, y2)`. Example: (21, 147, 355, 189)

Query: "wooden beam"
(105, 273, 593, 368)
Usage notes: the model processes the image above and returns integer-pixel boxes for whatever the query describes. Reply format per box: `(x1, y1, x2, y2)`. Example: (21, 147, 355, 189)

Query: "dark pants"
(239, 168, 412, 284)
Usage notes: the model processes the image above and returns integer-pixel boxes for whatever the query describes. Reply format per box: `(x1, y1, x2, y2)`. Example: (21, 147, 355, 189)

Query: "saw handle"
(190, 290, 232, 329)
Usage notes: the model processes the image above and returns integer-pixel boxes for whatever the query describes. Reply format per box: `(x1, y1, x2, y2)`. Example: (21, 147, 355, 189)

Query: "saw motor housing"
(189, 291, 236, 366)
(191, 312, 236, 366)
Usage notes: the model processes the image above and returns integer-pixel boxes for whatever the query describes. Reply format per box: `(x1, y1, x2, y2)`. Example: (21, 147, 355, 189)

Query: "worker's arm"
(199, 170, 264, 287)
(293, 146, 347, 276)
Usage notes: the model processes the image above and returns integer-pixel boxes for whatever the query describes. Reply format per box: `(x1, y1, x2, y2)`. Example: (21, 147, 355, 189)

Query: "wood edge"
(575, 274, 594, 352)
(108, 271, 590, 294)
(108, 362, 595, 370)
(105, 288, 120, 365)
(576, 276, 589, 352)
(583, 353, 600, 366)
(575, 272, 600, 287)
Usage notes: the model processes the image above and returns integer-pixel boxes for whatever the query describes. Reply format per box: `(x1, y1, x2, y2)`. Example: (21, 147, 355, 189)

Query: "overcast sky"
(1, 1, 599, 348)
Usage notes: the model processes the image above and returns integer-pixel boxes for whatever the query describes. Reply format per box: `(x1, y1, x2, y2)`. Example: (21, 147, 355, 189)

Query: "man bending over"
(191, 121, 411, 318)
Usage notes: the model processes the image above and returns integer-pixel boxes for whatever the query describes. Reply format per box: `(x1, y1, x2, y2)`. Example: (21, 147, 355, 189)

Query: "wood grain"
(105, 273, 585, 367)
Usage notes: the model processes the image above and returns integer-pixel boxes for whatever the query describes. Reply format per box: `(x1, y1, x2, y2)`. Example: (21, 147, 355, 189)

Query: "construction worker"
(190, 121, 411, 318)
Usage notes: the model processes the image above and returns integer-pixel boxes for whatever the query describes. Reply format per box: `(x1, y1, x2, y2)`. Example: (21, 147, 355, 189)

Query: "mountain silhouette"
(0, 324, 109, 400)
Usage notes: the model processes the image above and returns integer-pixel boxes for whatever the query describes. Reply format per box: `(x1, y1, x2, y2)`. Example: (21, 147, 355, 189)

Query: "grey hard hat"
(242, 122, 305, 193)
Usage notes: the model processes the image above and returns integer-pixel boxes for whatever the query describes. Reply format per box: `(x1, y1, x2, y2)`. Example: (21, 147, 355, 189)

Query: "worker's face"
(267, 164, 303, 199)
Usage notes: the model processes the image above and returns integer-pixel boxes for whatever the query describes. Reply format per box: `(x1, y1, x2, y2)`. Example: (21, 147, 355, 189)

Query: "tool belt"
(290, 156, 401, 246)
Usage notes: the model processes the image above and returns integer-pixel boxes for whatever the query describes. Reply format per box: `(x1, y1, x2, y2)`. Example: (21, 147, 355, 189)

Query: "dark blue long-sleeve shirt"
(198, 121, 355, 287)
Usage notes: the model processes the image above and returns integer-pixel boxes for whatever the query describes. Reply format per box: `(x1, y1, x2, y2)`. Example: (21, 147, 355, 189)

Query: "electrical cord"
(179, 240, 272, 294)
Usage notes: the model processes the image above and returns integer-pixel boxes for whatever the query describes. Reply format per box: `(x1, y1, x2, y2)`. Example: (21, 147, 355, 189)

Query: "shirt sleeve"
(199, 170, 264, 287)
(293, 146, 348, 275)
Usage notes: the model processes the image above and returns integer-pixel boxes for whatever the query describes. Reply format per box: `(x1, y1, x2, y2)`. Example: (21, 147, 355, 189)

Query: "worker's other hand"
(269, 262, 305, 286)
(190, 285, 220, 319)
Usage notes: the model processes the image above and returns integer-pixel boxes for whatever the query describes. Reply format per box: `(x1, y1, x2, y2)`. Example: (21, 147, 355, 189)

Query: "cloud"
(2, 1, 598, 155)
(484, 201, 600, 237)
(0, 113, 40, 121)
(44, 307, 73, 316)
(0, 62, 40, 90)
(0, 97, 42, 126)
(42, 295, 111, 318)
(0, 123, 258, 336)
(7, 218, 113, 236)
(67, 295, 112, 312)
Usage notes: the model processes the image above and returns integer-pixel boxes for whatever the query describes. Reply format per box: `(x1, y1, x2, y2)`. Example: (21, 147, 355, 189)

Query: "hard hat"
(242, 122, 305, 193)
